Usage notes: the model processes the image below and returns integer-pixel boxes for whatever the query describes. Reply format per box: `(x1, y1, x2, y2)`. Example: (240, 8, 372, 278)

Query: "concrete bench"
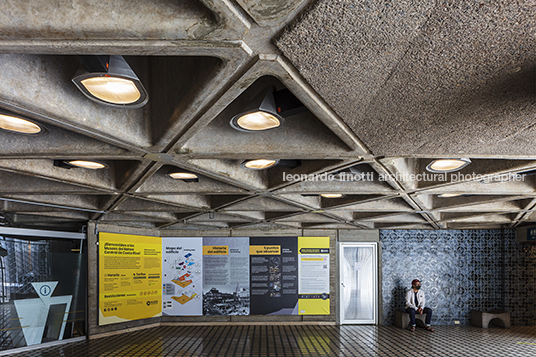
(394, 310, 428, 329)
(471, 310, 510, 328)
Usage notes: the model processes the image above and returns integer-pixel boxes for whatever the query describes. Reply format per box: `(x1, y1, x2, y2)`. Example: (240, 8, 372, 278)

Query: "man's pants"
(405, 307, 432, 326)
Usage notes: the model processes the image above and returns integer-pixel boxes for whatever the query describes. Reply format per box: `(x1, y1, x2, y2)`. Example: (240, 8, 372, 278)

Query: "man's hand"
(417, 308, 423, 314)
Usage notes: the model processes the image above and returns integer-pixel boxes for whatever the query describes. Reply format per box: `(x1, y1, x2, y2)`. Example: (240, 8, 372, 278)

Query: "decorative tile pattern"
(6, 325, 535, 357)
(381, 229, 535, 326)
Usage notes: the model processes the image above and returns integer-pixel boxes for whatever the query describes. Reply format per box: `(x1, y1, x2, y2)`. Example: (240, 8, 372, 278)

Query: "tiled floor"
(4, 325, 536, 357)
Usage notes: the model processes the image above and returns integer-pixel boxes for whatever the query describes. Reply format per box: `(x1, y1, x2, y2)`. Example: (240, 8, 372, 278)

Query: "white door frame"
(339, 242, 378, 324)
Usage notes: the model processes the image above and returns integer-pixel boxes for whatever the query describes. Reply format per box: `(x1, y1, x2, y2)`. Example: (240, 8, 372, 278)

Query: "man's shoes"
(408, 326, 415, 332)
(424, 326, 434, 332)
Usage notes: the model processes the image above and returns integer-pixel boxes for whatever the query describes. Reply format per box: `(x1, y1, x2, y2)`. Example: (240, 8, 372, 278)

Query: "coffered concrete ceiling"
(0, 0, 534, 232)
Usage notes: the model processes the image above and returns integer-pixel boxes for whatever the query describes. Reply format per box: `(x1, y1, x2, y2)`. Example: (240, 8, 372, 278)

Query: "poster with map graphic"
(161, 237, 203, 316)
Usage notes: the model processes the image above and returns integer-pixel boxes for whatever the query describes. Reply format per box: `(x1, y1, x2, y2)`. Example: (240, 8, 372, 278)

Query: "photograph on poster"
(202, 237, 250, 315)
(249, 237, 299, 315)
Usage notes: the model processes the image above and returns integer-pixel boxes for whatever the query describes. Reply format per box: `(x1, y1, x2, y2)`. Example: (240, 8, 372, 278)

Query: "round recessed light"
(80, 76, 141, 105)
(231, 111, 282, 132)
(320, 193, 344, 198)
(241, 159, 279, 170)
(168, 172, 198, 180)
(66, 160, 107, 170)
(426, 158, 471, 173)
(0, 113, 44, 135)
(438, 193, 463, 198)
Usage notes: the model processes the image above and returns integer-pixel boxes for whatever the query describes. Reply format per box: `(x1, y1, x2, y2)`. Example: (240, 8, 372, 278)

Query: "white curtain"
(342, 246, 374, 321)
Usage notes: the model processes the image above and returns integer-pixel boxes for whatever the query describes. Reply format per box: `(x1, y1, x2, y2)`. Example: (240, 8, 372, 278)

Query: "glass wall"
(0, 235, 86, 351)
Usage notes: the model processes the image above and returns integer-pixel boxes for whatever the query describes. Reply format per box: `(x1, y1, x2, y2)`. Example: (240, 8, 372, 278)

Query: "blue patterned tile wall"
(380, 229, 535, 326)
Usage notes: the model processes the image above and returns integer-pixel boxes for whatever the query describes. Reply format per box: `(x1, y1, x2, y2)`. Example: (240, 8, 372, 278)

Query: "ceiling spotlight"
(426, 158, 471, 173)
(320, 193, 345, 198)
(241, 159, 280, 170)
(0, 111, 45, 135)
(72, 55, 148, 108)
(230, 87, 307, 132)
(438, 193, 463, 198)
(66, 160, 107, 170)
(167, 169, 199, 182)
(230, 87, 283, 132)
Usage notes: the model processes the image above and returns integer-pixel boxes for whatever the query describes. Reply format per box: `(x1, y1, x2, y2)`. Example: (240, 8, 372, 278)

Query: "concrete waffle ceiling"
(0, 0, 535, 232)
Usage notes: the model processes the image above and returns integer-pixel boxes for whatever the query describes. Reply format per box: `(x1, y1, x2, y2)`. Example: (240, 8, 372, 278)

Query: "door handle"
(341, 283, 345, 287)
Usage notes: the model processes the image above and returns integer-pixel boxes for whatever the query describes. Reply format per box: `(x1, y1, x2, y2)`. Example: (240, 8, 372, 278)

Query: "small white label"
(300, 310, 305, 313)
(454, 320, 460, 324)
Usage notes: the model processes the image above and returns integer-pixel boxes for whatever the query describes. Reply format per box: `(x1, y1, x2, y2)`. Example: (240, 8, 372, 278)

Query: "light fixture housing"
(166, 169, 199, 182)
(426, 158, 471, 173)
(240, 159, 280, 170)
(66, 160, 108, 170)
(0, 110, 46, 135)
(230, 87, 284, 132)
(320, 193, 345, 198)
(72, 55, 148, 108)
(55, 159, 108, 170)
(438, 193, 463, 198)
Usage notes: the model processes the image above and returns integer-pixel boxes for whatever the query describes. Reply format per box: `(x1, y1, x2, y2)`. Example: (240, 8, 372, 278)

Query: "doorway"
(339, 242, 378, 324)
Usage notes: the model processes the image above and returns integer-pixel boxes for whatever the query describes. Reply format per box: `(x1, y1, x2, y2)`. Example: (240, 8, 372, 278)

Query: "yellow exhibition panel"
(98, 232, 162, 325)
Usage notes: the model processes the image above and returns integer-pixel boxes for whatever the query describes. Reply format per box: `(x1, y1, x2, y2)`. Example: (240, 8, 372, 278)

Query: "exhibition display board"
(98, 233, 330, 325)
(98, 233, 162, 325)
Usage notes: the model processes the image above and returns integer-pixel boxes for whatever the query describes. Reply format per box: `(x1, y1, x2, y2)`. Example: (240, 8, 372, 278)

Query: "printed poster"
(161, 237, 203, 316)
(203, 237, 250, 315)
(98, 232, 162, 325)
(249, 237, 299, 315)
(298, 236, 330, 315)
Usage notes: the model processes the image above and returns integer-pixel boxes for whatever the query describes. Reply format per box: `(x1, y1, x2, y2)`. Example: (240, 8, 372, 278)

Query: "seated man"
(405, 279, 434, 332)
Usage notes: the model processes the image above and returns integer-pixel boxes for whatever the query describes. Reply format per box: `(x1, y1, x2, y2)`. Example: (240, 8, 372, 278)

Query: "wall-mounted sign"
(98, 233, 162, 325)
(98, 234, 329, 325)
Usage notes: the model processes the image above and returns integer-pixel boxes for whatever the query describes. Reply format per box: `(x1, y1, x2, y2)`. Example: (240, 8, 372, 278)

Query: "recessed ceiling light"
(241, 159, 279, 170)
(66, 160, 107, 170)
(0, 113, 45, 135)
(230, 87, 283, 132)
(167, 170, 199, 182)
(233, 112, 282, 131)
(320, 193, 344, 198)
(72, 55, 148, 108)
(438, 193, 463, 198)
(81, 77, 141, 104)
(168, 172, 198, 180)
(426, 158, 471, 173)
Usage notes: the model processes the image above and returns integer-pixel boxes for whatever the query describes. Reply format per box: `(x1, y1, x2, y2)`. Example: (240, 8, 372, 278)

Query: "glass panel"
(0, 236, 86, 352)
(341, 245, 375, 322)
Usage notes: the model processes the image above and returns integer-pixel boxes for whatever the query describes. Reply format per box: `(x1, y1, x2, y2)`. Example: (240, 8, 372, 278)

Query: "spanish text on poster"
(203, 237, 250, 315)
(298, 236, 330, 315)
(161, 237, 203, 316)
(249, 237, 299, 315)
(99, 232, 162, 325)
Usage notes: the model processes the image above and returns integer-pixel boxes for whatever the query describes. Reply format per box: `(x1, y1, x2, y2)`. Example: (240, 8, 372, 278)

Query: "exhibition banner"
(298, 236, 330, 315)
(249, 237, 299, 315)
(202, 237, 250, 315)
(98, 233, 162, 325)
(161, 237, 203, 316)
(98, 234, 330, 324)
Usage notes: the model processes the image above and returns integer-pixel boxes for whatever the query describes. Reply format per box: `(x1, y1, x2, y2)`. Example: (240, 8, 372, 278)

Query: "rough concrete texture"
(0, 0, 534, 232)
(276, 0, 536, 156)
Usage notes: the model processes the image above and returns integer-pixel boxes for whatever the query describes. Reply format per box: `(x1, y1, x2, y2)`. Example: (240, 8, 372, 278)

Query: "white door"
(339, 242, 378, 324)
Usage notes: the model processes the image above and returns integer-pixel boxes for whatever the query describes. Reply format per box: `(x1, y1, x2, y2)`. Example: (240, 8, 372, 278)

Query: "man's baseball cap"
(412, 279, 420, 285)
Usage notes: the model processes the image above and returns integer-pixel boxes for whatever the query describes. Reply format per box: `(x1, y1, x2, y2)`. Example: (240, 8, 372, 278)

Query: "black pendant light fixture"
(72, 55, 148, 108)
